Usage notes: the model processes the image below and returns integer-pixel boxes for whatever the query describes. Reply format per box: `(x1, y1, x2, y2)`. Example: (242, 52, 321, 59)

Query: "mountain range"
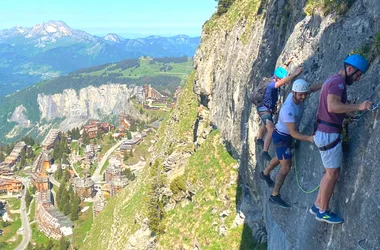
(0, 21, 200, 95)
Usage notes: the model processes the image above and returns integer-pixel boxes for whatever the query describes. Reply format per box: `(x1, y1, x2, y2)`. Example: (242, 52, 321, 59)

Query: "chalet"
(99, 122, 114, 133)
(0, 178, 23, 194)
(83, 123, 98, 139)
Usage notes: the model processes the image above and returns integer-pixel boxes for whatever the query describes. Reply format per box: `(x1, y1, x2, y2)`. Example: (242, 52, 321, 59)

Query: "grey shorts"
(258, 111, 273, 125)
(314, 131, 342, 169)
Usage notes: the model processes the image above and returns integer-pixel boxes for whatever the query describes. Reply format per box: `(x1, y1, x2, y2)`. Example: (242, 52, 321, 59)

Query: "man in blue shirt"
(257, 67, 304, 161)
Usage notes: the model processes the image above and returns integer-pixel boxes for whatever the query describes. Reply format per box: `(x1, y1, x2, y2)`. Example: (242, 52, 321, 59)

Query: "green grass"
(100, 159, 110, 175)
(351, 32, 380, 64)
(28, 198, 36, 222)
(0, 216, 22, 249)
(157, 131, 265, 249)
(304, 0, 355, 16)
(82, 180, 147, 249)
(30, 223, 60, 246)
(127, 134, 155, 165)
(81, 57, 193, 86)
(204, 0, 262, 36)
(5, 197, 21, 210)
(72, 203, 94, 249)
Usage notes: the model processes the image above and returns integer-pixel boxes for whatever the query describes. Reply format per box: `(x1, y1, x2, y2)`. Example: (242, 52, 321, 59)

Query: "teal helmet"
(344, 54, 369, 73)
(274, 67, 288, 79)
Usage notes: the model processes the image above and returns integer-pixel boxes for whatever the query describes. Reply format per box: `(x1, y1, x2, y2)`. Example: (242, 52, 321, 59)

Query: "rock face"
(194, 0, 380, 249)
(36, 84, 139, 131)
(9, 105, 31, 127)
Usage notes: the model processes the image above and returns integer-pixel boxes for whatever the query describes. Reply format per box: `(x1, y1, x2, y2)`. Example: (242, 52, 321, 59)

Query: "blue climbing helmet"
(274, 67, 288, 79)
(344, 54, 369, 73)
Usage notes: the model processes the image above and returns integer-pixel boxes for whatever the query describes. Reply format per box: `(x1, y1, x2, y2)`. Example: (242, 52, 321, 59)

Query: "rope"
(293, 143, 320, 194)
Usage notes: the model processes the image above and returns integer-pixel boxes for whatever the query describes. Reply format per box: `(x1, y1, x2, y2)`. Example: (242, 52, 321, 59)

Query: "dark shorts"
(272, 129, 293, 160)
(258, 111, 273, 125)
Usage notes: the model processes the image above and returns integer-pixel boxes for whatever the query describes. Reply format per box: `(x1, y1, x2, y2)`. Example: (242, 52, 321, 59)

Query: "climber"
(256, 66, 304, 162)
(310, 54, 372, 224)
(260, 79, 321, 208)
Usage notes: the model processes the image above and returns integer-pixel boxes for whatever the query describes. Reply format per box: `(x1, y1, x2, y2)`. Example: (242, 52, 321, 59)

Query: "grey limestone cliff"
(194, 0, 380, 249)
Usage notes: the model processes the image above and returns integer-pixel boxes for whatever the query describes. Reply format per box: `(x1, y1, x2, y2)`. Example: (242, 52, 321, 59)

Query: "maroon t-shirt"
(317, 74, 347, 133)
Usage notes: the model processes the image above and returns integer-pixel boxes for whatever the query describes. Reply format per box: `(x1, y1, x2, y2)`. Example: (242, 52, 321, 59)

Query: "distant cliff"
(5, 84, 139, 141)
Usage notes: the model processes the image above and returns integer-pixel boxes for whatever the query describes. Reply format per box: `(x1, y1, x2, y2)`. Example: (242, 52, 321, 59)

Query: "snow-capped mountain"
(0, 21, 200, 96)
(103, 33, 124, 43)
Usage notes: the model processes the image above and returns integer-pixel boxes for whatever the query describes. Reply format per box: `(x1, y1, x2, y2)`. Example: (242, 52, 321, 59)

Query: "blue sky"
(0, 0, 217, 38)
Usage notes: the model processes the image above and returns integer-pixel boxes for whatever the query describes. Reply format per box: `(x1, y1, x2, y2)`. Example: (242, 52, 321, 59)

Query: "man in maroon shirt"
(310, 54, 372, 224)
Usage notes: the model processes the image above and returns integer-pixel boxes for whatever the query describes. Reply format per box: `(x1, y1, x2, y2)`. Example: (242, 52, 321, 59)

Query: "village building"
(73, 175, 95, 200)
(83, 121, 99, 139)
(105, 157, 122, 183)
(0, 165, 14, 176)
(3, 141, 27, 167)
(0, 178, 23, 194)
(120, 144, 132, 153)
(110, 177, 128, 197)
(99, 122, 114, 133)
(123, 138, 142, 146)
(143, 84, 167, 103)
(35, 190, 73, 240)
(120, 116, 131, 130)
(101, 183, 111, 199)
(42, 151, 52, 172)
(32, 172, 49, 192)
(41, 129, 61, 150)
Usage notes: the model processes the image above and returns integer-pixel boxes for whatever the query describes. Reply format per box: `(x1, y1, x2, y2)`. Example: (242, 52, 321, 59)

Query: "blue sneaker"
(309, 204, 319, 215)
(309, 204, 337, 216)
(315, 210, 344, 224)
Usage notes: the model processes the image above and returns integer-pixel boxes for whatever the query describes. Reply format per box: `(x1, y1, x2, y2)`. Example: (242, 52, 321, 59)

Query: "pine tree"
(20, 148, 26, 167)
(25, 190, 33, 208)
(82, 132, 90, 144)
(63, 202, 70, 216)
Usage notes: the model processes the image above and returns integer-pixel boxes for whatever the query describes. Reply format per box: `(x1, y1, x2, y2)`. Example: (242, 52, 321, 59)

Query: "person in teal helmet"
(310, 54, 372, 224)
(257, 66, 304, 162)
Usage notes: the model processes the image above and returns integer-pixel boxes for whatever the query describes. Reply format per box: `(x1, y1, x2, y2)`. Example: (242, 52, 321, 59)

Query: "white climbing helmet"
(292, 79, 310, 93)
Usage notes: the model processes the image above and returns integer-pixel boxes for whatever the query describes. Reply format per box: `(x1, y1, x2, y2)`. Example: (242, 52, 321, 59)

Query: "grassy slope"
(84, 57, 193, 85)
(83, 69, 260, 249)
(158, 131, 258, 250)
(82, 71, 198, 249)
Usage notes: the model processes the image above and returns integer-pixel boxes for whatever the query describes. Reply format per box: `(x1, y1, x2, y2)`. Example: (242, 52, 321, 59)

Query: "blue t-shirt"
(258, 80, 279, 111)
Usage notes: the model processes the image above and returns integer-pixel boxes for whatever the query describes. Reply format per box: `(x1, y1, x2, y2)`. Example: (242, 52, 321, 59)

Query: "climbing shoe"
(260, 171, 274, 188)
(269, 194, 290, 208)
(261, 151, 272, 161)
(309, 204, 336, 216)
(256, 138, 264, 146)
(309, 204, 319, 216)
(315, 210, 344, 224)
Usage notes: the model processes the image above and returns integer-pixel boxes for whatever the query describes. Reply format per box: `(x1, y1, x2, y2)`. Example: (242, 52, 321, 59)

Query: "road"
(92, 138, 127, 183)
(15, 187, 31, 250)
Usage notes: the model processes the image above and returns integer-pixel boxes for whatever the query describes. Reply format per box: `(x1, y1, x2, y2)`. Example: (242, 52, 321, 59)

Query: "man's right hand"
(307, 135, 314, 143)
(359, 100, 373, 111)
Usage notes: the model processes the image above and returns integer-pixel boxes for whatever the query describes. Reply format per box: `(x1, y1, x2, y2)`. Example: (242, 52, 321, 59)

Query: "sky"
(0, 0, 217, 38)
